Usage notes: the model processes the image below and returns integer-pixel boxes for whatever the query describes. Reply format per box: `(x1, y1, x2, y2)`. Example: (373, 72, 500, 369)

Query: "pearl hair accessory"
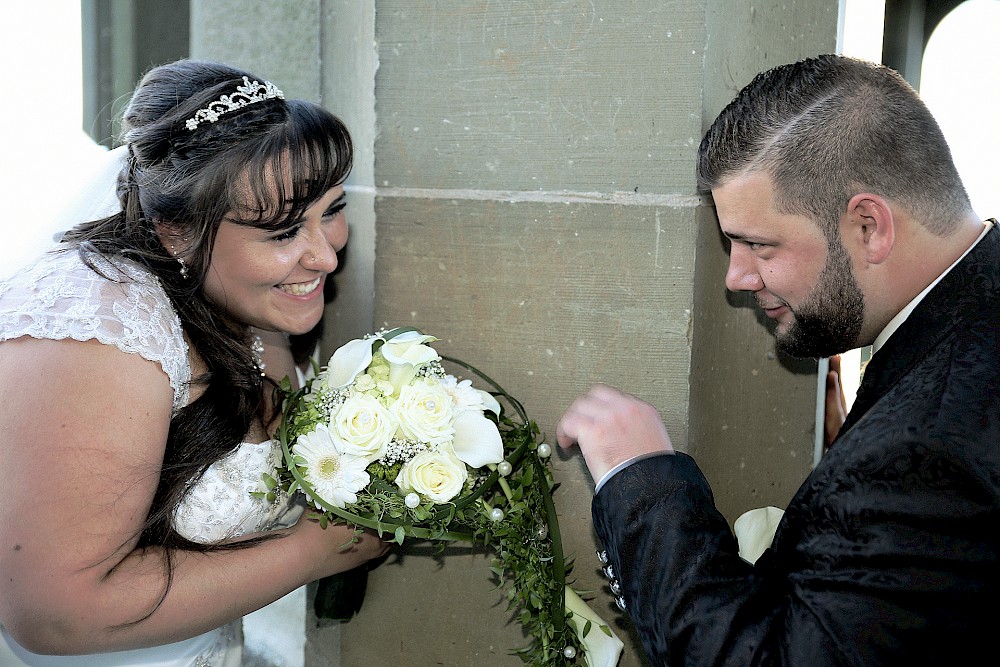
(185, 76, 284, 130)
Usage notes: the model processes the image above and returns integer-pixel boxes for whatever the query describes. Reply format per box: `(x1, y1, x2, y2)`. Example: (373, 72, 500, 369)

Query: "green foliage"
(365, 460, 403, 482)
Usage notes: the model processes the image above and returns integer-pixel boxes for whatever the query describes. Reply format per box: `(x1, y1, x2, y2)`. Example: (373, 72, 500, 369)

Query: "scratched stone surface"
(340, 195, 696, 666)
(372, 0, 705, 194)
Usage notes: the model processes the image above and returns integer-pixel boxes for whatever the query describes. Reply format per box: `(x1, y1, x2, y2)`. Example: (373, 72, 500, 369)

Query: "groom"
(556, 54, 998, 666)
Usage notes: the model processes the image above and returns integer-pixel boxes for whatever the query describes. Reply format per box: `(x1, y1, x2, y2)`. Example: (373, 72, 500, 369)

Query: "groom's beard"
(775, 238, 865, 359)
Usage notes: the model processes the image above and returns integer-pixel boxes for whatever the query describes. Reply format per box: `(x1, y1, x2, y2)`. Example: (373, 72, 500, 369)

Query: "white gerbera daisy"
(293, 423, 370, 508)
(440, 375, 501, 416)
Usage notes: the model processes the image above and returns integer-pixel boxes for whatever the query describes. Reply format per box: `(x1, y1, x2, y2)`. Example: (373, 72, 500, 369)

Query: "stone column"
(349, 2, 837, 665)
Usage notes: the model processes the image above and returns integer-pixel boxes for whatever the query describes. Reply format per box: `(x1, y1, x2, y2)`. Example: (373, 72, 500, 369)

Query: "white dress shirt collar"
(872, 220, 994, 355)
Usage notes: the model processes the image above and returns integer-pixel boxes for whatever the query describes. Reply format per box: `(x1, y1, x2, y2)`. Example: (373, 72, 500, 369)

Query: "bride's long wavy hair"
(62, 59, 353, 574)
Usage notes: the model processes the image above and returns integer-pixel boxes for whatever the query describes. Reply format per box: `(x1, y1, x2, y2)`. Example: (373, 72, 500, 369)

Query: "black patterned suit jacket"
(593, 224, 1000, 666)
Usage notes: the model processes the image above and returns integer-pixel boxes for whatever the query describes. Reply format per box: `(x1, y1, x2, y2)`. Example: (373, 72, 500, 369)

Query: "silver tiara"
(185, 76, 284, 130)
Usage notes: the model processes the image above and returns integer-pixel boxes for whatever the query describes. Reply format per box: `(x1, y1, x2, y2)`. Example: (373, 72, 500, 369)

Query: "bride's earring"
(170, 245, 189, 279)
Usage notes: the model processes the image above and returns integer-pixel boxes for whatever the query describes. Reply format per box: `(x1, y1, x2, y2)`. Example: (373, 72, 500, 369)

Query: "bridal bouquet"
(266, 327, 622, 666)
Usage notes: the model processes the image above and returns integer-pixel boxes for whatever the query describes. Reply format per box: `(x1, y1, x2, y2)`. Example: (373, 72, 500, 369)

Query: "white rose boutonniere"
(734, 505, 785, 564)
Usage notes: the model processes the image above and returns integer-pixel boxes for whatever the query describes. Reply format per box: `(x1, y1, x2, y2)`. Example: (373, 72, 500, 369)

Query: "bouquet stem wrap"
(312, 565, 368, 622)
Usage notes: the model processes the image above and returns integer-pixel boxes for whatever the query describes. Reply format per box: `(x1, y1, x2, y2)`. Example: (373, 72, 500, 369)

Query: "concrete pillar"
(882, 0, 965, 87)
(349, 2, 838, 665)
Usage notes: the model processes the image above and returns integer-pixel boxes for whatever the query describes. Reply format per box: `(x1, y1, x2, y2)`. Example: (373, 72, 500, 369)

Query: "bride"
(0, 59, 389, 666)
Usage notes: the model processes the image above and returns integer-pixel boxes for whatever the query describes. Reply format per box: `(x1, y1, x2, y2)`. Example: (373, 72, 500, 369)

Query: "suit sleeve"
(593, 448, 995, 667)
(593, 453, 777, 665)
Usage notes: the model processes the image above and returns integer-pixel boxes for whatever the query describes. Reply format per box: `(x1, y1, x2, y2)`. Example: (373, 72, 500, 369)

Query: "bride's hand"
(291, 516, 392, 580)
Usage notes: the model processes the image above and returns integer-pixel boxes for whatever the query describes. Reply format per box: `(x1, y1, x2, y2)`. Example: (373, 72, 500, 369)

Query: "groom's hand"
(556, 383, 673, 483)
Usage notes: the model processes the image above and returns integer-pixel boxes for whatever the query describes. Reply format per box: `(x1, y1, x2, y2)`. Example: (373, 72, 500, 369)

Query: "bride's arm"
(0, 337, 387, 655)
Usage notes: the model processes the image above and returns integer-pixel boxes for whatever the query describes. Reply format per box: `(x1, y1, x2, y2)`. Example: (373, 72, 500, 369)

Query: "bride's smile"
(277, 275, 322, 296)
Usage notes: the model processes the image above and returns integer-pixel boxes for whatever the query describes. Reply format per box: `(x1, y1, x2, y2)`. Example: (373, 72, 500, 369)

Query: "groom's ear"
(842, 193, 895, 265)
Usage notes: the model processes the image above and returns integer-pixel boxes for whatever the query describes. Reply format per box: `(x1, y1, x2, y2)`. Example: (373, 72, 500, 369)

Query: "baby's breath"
(379, 437, 427, 467)
(318, 387, 346, 414)
(417, 359, 446, 379)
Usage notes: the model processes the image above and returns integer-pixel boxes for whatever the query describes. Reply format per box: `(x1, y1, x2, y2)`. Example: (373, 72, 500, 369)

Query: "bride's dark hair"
(62, 60, 353, 562)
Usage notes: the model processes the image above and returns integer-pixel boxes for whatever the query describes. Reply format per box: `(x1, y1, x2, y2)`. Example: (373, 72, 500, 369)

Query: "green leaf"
(521, 464, 534, 485)
(381, 326, 422, 341)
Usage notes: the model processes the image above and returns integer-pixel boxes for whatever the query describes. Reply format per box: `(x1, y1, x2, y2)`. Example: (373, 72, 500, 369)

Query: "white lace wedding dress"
(0, 249, 302, 666)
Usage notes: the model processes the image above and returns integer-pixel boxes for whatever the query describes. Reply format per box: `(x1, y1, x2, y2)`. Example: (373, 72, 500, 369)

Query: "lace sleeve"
(0, 249, 191, 412)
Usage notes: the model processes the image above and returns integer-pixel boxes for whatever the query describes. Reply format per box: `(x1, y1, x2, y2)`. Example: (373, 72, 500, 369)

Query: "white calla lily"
(381, 331, 440, 390)
(564, 587, 624, 667)
(477, 388, 501, 415)
(733, 505, 784, 564)
(380, 329, 438, 356)
(451, 409, 503, 467)
(324, 336, 375, 389)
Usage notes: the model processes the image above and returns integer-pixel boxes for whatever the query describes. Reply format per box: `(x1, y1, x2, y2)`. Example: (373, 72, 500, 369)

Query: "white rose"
(394, 445, 468, 503)
(390, 378, 455, 445)
(330, 393, 396, 462)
